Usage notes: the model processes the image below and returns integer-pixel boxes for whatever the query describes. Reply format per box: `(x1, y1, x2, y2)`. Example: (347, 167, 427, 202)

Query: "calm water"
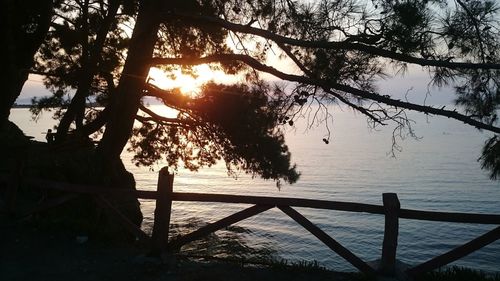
(10, 107, 500, 272)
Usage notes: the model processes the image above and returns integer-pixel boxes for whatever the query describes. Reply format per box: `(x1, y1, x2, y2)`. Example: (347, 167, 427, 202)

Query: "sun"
(148, 65, 238, 96)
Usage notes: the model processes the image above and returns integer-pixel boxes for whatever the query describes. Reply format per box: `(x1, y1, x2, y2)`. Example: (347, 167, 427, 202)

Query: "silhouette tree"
(24, 0, 500, 223)
(95, 0, 300, 187)
(30, 0, 131, 141)
(0, 0, 53, 128)
(97, 0, 500, 178)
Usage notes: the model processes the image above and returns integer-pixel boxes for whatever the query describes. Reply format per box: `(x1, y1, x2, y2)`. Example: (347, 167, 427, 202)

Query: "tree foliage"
(32, 0, 130, 138)
(131, 82, 299, 183)
(1, 0, 52, 126)
(27, 0, 500, 181)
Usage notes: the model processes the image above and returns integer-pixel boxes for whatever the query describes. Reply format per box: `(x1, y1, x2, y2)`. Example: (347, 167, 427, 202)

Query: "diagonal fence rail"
(2, 167, 500, 280)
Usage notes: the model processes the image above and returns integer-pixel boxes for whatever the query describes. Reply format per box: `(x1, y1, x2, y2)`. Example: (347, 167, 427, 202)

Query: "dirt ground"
(0, 216, 360, 281)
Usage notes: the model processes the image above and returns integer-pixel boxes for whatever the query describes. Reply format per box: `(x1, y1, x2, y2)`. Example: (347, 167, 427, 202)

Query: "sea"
(9, 106, 500, 273)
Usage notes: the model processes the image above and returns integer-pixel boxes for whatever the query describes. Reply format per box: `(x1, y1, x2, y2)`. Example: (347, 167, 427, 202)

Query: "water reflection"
(169, 217, 278, 263)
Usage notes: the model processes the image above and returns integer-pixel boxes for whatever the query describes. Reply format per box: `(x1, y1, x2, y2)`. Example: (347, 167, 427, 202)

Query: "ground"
(0, 216, 359, 281)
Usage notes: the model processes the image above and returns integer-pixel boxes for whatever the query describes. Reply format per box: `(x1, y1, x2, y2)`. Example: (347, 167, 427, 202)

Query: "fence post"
(380, 193, 400, 276)
(151, 167, 174, 255)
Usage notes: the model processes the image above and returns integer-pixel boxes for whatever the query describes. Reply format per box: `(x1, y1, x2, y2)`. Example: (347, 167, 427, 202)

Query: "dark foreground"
(0, 217, 357, 281)
(3, 216, 500, 281)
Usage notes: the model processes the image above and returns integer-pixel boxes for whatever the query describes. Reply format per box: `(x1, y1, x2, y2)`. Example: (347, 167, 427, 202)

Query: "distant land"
(14, 95, 163, 108)
(12, 102, 104, 109)
(12, 103, 31, 108)
(14, 96, 35, 105)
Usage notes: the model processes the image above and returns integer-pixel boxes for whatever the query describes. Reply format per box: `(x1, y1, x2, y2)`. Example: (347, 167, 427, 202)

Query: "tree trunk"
(95, 0, 162, 226)
(56, 0, 120, 141)
(97, 0, 161, 161)
(0, 0, 52, 129)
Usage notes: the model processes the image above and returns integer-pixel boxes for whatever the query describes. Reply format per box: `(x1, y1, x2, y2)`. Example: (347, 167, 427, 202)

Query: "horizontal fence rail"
(2, 175, 500, 225)
(171, 192, 386, 214)
(1, 170, 500, 280)
(399, 209, 500, 224)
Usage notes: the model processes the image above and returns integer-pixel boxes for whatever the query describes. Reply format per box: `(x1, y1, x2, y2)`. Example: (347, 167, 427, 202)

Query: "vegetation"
(2, 0, 500, 222)
(1, 0, 52, 127)
(415, 266, 500, 281)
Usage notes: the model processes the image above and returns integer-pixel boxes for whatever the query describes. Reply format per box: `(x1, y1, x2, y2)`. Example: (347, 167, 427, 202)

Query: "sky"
(18, 63, 456, 107)
(17, 0, 459, 108)
(18, 75, 48, 104)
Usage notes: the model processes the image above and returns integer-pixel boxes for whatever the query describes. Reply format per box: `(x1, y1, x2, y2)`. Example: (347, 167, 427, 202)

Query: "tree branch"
(142, 83, 192, 114)
(80, 107, 107, 136)
(29, 70, 63, 77)
(455, 0, 486, 62)
(277, 42, 386, 125)
(170, 13, 500, 70)
(138, 104, 195, 127)
(151, 54, 500, 134)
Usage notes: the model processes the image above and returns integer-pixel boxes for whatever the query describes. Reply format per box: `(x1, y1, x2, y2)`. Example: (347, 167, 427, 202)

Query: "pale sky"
(20, 55, 458, 109)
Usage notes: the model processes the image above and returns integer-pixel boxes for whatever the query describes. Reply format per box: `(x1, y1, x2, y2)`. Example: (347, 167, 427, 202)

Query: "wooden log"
(151, 167, 174, 254)
(406, 226, 500, 276)
(379, 193, 400, 276)
(169, 204, 273, 249)
(171, 192, 385, 214)
(278, 205, 376, 275)
(399, 209, 500, 224)
(94, 196, 150, 242)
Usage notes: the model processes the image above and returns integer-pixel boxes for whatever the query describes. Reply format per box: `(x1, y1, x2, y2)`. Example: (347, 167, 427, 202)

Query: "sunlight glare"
(148, 65, 238, 96)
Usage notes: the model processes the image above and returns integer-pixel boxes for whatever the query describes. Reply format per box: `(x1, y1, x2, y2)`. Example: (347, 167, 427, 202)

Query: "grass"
(415, 267, 500, 281)
(266, 258, 327, 272)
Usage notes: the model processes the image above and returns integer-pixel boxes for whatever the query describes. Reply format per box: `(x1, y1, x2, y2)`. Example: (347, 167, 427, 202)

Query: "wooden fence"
(1, 167, 500, 280)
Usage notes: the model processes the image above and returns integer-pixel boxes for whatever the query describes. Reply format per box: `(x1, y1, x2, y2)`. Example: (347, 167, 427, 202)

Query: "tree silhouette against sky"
(3, 0, 500, 194)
